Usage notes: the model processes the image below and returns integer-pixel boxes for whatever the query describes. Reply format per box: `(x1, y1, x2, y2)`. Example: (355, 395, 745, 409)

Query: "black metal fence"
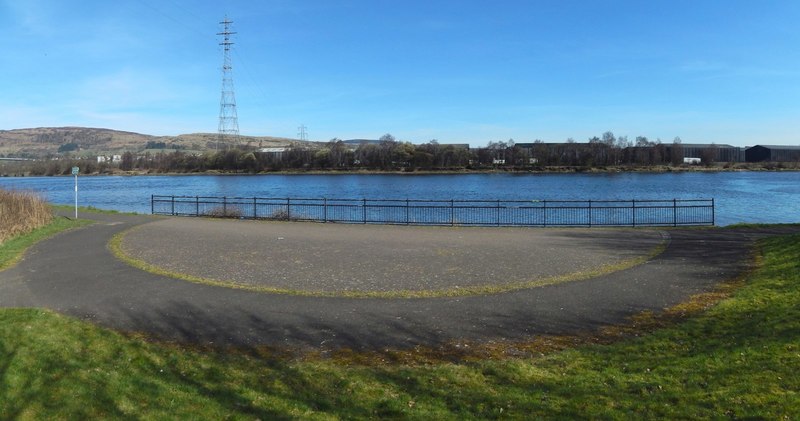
(151, 195, 714, 227)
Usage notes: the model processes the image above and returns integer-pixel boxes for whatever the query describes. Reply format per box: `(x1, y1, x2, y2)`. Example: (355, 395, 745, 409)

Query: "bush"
(203, 206, 243, 218)
(266, 209, 290, 220)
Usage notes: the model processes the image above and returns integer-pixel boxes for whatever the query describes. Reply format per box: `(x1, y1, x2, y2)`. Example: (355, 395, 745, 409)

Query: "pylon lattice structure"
(217, 17, 240, 149)
(297, 124, 308, 141)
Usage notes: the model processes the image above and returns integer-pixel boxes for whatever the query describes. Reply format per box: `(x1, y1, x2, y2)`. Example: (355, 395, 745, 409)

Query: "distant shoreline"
(2, 163, 800, 177)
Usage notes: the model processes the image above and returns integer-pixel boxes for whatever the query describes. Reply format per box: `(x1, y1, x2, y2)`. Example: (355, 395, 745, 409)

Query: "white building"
(97, 155, 122, 163)
(258, 147, 289, 159)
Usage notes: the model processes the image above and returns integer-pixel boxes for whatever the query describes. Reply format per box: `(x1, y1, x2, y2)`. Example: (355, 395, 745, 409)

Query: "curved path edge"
(109, 224, 670, 299)
(1, 213, 795, 352)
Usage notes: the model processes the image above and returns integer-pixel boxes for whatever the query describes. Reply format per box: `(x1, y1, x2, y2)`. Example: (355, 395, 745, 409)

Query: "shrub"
(203, 206, 243, 218)
(266, 209, 290, 220)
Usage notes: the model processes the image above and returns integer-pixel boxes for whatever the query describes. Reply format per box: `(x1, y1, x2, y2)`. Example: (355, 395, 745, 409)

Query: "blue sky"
(1, 0, 798, 147)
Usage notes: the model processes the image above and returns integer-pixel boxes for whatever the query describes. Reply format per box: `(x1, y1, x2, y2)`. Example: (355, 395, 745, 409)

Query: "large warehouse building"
(745, 145, 800, 162)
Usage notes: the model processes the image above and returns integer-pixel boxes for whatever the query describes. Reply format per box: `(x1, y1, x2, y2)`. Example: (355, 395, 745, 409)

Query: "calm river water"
(1, 172, 799, 226)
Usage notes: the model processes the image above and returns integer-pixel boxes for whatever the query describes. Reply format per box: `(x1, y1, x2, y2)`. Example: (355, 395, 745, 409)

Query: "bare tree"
(120, 151, 135, 171)
(701, 143, 718, 166)
(670, 136, 684, 166)
(602, 131, 618, 165)
(635, 136, 651, 165)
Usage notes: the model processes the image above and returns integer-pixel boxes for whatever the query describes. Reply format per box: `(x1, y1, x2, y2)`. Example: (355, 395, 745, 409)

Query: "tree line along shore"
(2, 135, 799, 176)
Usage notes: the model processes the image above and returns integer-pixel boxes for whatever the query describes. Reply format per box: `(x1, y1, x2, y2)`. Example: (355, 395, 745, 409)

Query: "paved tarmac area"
(119, 218, 667, 293)
(1, 213, 794, 352)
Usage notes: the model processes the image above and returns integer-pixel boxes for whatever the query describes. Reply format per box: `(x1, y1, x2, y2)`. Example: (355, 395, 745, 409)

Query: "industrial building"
(745, 145, 800, 162)
(663, 144, 745, 163)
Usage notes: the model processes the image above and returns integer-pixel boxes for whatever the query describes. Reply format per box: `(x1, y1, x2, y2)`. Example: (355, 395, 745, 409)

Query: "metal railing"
(151, 195, 714, 227)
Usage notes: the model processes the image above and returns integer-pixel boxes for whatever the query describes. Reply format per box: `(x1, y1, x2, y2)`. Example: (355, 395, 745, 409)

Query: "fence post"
(673, 198, 677, 227)
(496, 200, 500, 227)
(196, 196, 199, 216)
(171, 195, 175, 216)
(632, 199, 636, 227)
(712, 198, 715, 226)
(253, 197, 257, 219)
(543, 200, 547, 227)
(151, 195, 154, 215)
(287, 198, 291, 220)
(450, 199, 455, 226)
(323, 198, 328, 223)
(588, 200, 592, 227)
(363, 198, 367, 224)
(406, 199, 410, 225)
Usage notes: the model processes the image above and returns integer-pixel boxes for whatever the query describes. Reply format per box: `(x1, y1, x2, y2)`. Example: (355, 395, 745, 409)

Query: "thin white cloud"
(1, 0, 58, 36)
(70, 68, 202, 111)
(0, 66, 214, 133)
(0, 103, 58, 129)
(71, 109, 212, 135)
(677, 60, 798, 80)
(677, 60, 729, 73)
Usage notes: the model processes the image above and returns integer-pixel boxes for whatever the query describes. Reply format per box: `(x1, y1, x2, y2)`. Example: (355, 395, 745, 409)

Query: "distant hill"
(0, 127, 298, 158)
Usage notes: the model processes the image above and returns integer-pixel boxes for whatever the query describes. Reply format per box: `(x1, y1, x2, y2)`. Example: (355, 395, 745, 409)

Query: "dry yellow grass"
(0, 188, 53, 244)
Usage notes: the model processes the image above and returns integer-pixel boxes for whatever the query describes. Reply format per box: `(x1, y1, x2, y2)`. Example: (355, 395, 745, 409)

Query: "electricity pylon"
(217, 17, 240, 150)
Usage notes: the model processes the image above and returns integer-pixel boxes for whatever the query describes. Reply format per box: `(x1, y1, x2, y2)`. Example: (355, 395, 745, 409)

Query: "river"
(1, 172, 799, 226)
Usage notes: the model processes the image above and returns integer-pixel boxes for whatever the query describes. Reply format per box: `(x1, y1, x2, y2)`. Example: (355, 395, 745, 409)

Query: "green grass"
(51, 204, 136, 215)
(1, 232, 799, 419)
(726, 222, 800, 229)
(0, 217, 92, 270)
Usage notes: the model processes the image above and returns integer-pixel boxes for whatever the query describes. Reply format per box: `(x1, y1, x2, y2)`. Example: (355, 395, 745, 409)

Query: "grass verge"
(0, 217, 92, 271)
(1, 233, 798, 419)
(108, 226, 669, 298)
(51, 204, 137, 215)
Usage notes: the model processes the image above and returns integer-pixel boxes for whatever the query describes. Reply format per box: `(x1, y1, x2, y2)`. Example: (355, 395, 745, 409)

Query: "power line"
(233, 48, 271, 109)
(133, 0, 209, 39)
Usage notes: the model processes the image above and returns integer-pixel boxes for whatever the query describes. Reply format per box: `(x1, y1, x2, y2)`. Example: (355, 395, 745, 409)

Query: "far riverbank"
(3, 162, 800, 178)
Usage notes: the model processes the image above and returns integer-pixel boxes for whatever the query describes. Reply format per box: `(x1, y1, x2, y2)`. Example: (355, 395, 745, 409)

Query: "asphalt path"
(119, 217, 667, 294)
(1, 213, 791, 352)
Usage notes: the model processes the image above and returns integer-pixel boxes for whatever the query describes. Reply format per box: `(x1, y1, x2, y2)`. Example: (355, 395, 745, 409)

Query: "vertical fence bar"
(222, 196, 227, 216)
(588, 200, 592, 227)
(450, 199, 455, 226)
(496, 200, 500, 227)
(253, 197, 257, 219)
(632, 199, 636, 227)
(196, 196, 199, 216)
(712, 198, 715, 226)
(151, 195, 154, 215)
(673, 198, 677, 227)
(287, 198, 291, 220)
(171, 195, 175, 215)
(323, 198, 328, 223)
(543, 200, 547, 227)
(363, 198, 367, 224)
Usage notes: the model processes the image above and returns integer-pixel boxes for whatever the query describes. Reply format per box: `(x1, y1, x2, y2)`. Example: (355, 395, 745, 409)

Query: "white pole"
(74, 173, 78, 219)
